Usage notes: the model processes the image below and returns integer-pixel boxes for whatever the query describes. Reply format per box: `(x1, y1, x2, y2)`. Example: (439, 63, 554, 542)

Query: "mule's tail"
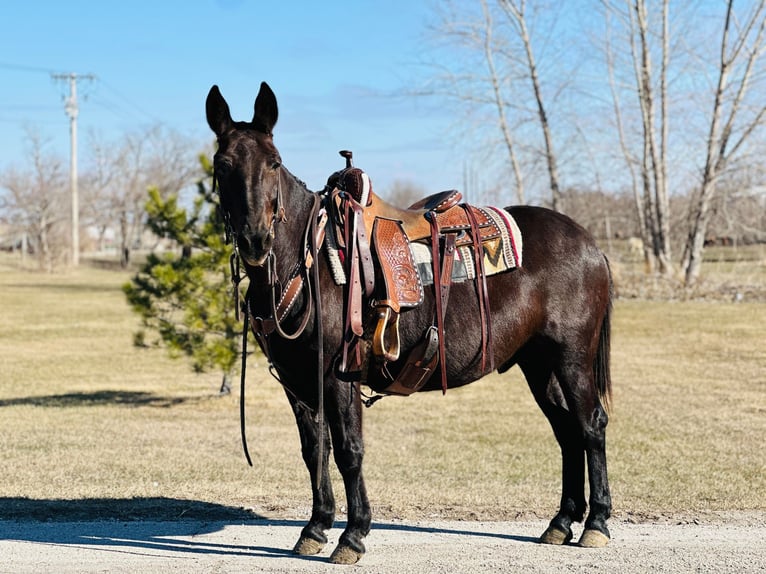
(594, 258, 613, 412)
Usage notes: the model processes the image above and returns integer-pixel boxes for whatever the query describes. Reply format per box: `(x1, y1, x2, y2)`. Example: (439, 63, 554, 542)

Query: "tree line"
(2, 1, 765, 284)
(421, 0, 766, 285)
(0, 125, 202, 270)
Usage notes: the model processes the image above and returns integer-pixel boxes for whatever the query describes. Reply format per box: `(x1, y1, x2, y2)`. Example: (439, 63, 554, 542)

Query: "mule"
(206, 82, 613, 564)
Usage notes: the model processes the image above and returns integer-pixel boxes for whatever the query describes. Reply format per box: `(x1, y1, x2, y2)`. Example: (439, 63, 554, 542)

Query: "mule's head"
(206, 82, 283, 266)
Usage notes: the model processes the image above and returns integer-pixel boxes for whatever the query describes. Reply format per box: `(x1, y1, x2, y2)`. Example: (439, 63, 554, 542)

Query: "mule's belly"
(363, 278, 527, 394)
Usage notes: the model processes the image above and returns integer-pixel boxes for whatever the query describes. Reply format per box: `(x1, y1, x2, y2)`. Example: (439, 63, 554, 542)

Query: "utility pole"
(52, 72, 95, 267)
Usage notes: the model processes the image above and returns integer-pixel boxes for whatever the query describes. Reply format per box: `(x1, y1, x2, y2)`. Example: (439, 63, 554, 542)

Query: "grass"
(0, 253, 764, 523)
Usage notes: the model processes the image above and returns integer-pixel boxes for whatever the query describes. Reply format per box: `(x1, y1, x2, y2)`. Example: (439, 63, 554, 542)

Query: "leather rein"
(215, 168, 327, 470)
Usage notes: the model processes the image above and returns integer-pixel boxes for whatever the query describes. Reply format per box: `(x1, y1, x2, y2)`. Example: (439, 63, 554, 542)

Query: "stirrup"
(372, 306, 400, 362)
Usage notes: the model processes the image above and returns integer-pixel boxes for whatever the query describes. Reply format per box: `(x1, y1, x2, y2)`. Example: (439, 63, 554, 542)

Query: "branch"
(716, 3, 766, 164)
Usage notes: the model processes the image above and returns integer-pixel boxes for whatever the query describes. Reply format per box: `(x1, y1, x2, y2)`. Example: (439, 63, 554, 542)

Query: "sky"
(0, 1, 461, 195)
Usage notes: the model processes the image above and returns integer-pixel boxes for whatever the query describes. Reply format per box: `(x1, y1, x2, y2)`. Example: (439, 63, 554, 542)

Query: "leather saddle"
(325, 152, 500, 397)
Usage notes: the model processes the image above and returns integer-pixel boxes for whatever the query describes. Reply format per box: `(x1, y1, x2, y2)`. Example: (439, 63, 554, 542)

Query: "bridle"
(213, 163, 327, 472)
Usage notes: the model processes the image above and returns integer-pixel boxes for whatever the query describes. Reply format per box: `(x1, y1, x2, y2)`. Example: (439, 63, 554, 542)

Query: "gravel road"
(1, 514, 764, 573)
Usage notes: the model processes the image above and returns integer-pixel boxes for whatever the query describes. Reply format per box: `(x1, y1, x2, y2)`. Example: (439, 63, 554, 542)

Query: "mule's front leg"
(326, 381, 371, 565)
(288, 395, 335, 556)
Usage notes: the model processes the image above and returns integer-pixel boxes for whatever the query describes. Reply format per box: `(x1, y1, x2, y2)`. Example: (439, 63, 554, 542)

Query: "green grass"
(0, 254, 764, 523)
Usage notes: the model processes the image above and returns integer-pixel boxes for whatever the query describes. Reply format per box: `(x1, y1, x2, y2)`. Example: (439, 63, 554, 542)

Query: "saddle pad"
(410, 206, 522, 285)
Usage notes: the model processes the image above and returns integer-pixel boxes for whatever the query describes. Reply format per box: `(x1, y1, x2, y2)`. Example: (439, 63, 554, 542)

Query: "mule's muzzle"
(237, 229, 273, 266)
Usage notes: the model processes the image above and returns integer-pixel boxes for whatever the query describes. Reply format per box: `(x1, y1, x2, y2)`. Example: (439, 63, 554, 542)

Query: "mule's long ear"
(206, 85, 232, 136)
(253, 82, 278, 134)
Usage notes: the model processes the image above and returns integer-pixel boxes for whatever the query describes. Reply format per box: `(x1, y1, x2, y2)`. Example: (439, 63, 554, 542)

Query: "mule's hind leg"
(571, 393, 611, 548)
(325, 380, 371, 565)
(547, 358, 612, 548)
(520, 359, 588, 545)
(287, 394, 335, 556)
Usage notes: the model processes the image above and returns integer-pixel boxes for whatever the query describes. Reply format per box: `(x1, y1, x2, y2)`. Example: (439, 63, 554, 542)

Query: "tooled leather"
(372, 218, 423, 311)
(435, 205, 492, 233)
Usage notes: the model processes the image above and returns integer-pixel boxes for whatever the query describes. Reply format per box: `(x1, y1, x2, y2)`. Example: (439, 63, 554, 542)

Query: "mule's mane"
(280, 164, 312, 195)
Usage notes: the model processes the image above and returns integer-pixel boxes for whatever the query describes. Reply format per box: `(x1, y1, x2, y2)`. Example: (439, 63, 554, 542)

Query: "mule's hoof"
(329, 544, 364, 565)
(578, 529, 610, 548)
(539, 525, 573, 545)
(293, 536, 325, 556)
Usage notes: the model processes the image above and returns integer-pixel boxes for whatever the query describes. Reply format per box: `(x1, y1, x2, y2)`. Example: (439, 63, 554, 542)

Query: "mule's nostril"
(237, 230, 271, 265)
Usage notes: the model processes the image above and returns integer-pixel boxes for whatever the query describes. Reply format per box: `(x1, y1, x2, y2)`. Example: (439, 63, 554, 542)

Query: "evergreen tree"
(123, 154, 246, 393)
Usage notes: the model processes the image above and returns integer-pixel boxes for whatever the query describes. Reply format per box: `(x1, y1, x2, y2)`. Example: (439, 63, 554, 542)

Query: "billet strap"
(437, 231, 457, 394)
(428, 212, 457, 394)
(463, 204, 494, 374)
(440, 232, 457, 312)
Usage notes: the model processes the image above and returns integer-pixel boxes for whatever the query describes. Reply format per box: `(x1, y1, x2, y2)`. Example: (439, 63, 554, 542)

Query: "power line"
(0, 61, 57, 74)
(97, 78, 162, 123)
(2, 61, 164, 125)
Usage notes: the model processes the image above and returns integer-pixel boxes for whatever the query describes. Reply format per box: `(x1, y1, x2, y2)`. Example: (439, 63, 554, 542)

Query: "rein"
(219, 167, 327, 475)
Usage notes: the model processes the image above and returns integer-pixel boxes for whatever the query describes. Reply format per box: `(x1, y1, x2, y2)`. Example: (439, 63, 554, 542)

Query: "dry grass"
(0, 253, 764, 523)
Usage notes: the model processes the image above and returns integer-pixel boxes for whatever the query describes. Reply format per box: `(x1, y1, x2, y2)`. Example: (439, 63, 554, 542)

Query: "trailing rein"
(215, 165, 326, 469)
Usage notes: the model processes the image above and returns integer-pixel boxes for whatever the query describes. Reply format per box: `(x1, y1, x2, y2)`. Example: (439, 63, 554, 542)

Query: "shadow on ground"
(0, 390, 201, 409)
(0, 496, 260, 522)
(0, 497, 538, 560)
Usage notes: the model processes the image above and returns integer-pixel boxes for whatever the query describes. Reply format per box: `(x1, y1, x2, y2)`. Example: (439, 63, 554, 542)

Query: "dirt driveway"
(1, 513, 765, 573)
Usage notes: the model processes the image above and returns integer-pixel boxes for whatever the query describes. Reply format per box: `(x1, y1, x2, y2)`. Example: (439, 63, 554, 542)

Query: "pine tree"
(123, 154, 246, 393)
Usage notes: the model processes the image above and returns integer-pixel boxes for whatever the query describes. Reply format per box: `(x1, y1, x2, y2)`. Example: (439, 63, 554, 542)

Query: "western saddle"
(324, 151, 516, 397)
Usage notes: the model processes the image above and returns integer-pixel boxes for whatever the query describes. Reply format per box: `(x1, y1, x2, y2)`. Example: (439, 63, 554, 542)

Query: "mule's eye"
(271, 160, 282, 170)
(215, 158, 232, 177)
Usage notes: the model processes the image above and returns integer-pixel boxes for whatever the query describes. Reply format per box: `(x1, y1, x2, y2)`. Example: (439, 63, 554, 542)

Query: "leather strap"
(340, 193, 375, 373)
(378, 325, 439, 396)
(440, 232, 457, 313)
(463, 205, 494, 374)
(341, 205, 362, 371)
(428, 212, 450, 394)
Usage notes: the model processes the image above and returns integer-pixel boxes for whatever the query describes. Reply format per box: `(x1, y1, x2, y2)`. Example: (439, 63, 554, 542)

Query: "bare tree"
(602, 0, 674, 275)
(681, 0, 766, 285)
(82, 125, 201, 266)
(603, 5, 645, 248)
(422, 0, 766, 290)
(81, 135, 119, 252)
(0, 131, 68, 271)
(481, 0, 525, 203)
(422, 0, 575, 207)
(384, 179, 427, 208)
(497, 0, 562, 210)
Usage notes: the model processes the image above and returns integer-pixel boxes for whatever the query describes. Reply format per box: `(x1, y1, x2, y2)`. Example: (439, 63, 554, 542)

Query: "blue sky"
(0, 1, 460, 194)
